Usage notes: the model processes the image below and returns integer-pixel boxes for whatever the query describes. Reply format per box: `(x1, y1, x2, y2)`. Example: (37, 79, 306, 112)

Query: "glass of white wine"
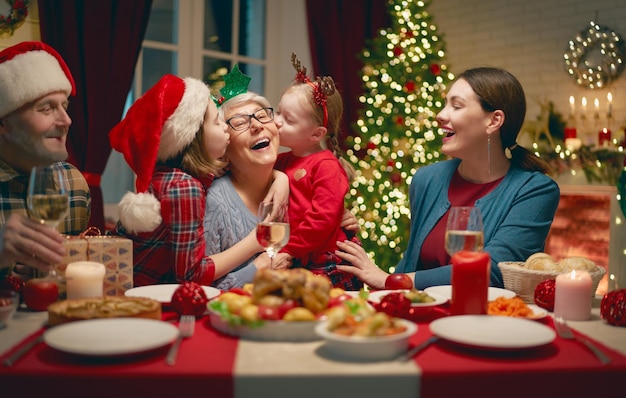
(256, 201, 290, 268)
(444, 206, 484, 256)
(27, 166, 70, 280)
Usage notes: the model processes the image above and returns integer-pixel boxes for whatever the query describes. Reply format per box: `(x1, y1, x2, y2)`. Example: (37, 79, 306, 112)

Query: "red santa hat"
(0, 41, 75, 118)
(109, 74, 210, 233)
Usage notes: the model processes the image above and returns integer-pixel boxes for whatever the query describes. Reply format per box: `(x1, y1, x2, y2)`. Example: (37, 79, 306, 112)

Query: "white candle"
(554, 270, 592, 321)
(569, 95, 575, 117)
(581, 97, 587, 118)
(594, 98, 600, 118)
(65, 261, 106, 300)
(607, 92, 613, 117)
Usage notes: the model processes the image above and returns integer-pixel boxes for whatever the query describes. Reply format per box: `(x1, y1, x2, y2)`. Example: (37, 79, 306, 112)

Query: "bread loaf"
(48, 296, 161, 326)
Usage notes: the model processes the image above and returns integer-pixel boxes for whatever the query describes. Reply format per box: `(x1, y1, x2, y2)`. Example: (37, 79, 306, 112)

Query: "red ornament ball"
(404, 80, 416, 92)
(534, 278, 556, 311)
(171, 282, 209, 317)
(0, 275, 25, 295)
(378, 292, 411, 318)
(366, 141, 377, 150)
(395, 116, 404, 126)
(430, 63, 441, 75)
(600, 289, 626, 327)
(390, 172, 402, 185)
(393, 46, 403, 57)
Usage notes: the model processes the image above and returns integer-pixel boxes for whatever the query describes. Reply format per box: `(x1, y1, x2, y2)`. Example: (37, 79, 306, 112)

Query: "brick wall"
(429, 0, 626, 132)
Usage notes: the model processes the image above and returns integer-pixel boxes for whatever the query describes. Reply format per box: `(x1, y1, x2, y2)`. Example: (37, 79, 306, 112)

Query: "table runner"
(413, 316, 626, 397)
(0, 313, 238, 397)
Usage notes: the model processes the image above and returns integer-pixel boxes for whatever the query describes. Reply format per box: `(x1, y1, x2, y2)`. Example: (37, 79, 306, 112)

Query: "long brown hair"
(458, 67, 551, 174)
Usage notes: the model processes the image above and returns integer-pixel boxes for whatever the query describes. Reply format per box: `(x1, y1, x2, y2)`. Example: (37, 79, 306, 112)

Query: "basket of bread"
(498, 253, 606, 303)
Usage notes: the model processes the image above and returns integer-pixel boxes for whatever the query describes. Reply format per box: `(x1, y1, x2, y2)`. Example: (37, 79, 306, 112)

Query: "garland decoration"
(563, 21, 626, 89)
(0, 0, 29, 38)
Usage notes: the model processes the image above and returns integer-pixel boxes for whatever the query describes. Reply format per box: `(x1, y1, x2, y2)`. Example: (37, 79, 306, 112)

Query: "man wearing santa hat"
(0, 41, 90, 280)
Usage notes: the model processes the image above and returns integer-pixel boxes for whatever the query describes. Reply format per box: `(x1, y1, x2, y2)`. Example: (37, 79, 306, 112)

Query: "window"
(102, 0, 270, 215)
(102, 0, 310, 222)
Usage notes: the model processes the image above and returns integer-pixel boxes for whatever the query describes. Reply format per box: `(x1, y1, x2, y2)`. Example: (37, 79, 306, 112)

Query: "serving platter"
(43, 318, 178, 356)
(208, 309, 321, 342)
(125, 284, 220, 304)
(429, 315, 555, 350)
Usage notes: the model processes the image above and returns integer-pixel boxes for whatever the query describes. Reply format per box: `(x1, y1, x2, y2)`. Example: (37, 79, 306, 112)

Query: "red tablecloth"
(0, 313, 238, 397)
(2, 309, 626, 398)
(411, 311, 626, 397)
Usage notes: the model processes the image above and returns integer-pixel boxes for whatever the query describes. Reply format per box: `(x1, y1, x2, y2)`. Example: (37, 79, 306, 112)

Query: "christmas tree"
(345, 0, 454, 272)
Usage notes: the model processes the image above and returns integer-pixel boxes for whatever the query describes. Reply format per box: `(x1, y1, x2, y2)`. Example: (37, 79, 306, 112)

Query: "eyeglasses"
(226, 107, 274, 132)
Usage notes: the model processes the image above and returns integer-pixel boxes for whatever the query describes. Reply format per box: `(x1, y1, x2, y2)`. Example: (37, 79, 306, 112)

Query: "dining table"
(1, 295, 625, 398)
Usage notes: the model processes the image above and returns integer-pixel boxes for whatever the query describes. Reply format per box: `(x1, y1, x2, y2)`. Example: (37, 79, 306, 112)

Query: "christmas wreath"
(0, 0, 29, 38)
(563, 21, 626, 89)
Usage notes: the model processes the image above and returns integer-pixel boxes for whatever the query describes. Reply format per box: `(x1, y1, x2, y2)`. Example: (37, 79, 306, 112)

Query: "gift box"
(54, 234, 133, 296)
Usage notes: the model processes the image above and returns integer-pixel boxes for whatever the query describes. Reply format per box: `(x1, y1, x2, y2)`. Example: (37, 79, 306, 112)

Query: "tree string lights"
(345, 0, 453, 272)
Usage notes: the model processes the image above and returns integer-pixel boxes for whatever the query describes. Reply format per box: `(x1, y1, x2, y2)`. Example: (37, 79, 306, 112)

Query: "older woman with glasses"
(203, 70, 288, 289)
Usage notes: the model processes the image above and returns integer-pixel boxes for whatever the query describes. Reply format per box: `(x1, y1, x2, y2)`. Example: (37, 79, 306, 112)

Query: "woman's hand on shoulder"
(265, 170, 289, 207)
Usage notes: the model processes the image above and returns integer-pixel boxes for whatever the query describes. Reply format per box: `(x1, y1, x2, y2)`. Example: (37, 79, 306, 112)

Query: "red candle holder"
(564, 127, 577, 139)
(598, 128, 611, 146)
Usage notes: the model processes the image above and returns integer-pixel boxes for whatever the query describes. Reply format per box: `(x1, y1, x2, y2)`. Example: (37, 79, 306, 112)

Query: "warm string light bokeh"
(345, 0, 454, 271)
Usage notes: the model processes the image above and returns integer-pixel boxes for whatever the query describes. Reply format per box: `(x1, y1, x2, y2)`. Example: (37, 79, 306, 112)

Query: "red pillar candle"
(598, 128, 611, 146)
(564, 127, 577, 139)
(450, 251, 490, 315)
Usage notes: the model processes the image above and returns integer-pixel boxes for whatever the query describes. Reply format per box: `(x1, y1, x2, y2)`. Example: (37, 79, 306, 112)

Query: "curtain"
(305, 0, 390, 150)
(38, 0, 152, 230)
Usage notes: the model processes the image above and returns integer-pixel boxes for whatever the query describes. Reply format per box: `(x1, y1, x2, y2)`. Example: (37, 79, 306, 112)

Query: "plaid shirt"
(115, 167, 216, 286)
(0, 158, 91, 234)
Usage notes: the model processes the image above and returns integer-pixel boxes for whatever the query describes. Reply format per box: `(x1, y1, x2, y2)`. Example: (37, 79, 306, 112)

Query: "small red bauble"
(378, 292, 411, 318)
(171, 282, 209, 317)
(393, 46, 403, 57)
(534, 278, 556, 312)
(600, 289, 626, 327)
(404, 80, 416, 92)
(366, 141, 377, 150)
(0, 275, 25, 295)
(430, 63, 441, 75)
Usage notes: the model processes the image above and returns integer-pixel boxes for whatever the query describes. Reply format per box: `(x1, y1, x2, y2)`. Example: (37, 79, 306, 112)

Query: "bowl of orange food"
(314, 304, 418, 361)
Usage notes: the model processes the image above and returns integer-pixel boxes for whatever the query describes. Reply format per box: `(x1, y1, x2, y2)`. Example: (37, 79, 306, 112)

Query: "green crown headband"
(212, 64, 251, 107)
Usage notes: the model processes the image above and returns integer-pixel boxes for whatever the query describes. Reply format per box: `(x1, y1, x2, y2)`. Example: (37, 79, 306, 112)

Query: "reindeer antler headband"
(291, 52, 335, 128)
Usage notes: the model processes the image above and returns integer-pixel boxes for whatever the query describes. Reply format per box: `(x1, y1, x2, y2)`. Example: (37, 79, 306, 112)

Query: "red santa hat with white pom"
(109, 74, 210, 233)
(0, 41, 75, 118)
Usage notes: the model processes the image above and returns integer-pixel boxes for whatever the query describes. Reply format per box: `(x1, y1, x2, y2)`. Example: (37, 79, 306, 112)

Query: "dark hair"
(458, 67, 551, 174)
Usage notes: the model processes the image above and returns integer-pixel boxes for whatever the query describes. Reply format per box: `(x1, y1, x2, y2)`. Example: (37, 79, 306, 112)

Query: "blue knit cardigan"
(394, 158, 560, 289)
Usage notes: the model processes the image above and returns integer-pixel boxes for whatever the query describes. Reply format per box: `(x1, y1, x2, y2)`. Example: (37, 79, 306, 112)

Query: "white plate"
(44, 318, 178, 356)
(367, 290, 448, 307)
(424, 285, 516, 301)
(208, 309, 320, 342)
(125, 284, 220, 304)
(429, 315, 556, 350)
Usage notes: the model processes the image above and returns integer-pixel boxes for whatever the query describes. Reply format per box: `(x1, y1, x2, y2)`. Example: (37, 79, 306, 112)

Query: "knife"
(2, 333, 44, 367)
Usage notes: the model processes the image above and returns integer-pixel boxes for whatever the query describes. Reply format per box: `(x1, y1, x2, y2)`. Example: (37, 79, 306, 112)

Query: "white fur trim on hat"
(157, 77, 210, 161)
(0, 47, 73, 118)
(118, 191, 162, 234)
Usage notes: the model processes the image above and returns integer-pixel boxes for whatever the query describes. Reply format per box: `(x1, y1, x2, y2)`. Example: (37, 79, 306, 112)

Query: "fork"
(554, 316, 611, 365)
(166, 315, 195, 366)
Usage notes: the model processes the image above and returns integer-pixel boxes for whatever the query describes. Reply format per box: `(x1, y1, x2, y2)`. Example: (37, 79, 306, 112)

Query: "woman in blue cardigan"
(336, 67, 560, 290)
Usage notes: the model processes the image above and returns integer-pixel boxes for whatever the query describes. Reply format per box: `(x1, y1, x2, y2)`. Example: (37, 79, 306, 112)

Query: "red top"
(420, 169, 503, 268)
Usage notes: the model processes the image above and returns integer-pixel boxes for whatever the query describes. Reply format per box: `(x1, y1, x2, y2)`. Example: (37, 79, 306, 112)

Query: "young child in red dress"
(271, 54, 363, 291)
